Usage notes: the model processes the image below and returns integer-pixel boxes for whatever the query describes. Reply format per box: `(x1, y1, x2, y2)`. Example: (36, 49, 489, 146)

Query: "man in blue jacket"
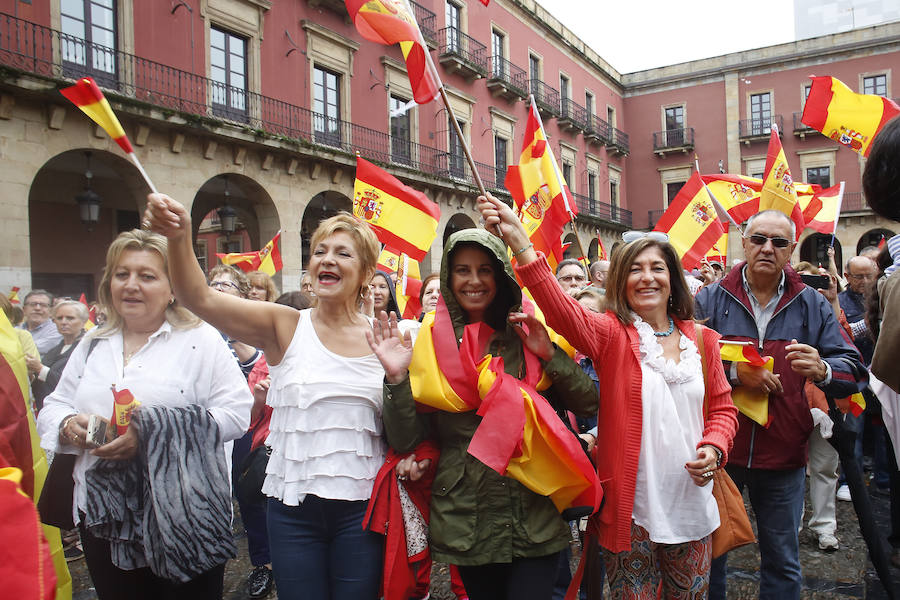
(695, 210, 867, 600)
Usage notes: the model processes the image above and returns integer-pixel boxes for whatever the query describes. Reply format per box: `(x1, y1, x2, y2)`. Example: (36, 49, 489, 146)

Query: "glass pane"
(210, 28, 224, 49)
(230, 54, 244, 75)
(211, 65, 226, 84)
(62, 0, 85, 19)
(91, 4, 114, 29)
(92, 26, 114, 49)
(211, 46, 225, 69)
(61, 14, 85, 39)
(231, 73, 245, 89)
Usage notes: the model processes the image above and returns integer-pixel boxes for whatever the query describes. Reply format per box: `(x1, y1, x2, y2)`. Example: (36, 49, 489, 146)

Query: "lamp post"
(75, 151, 101, 231)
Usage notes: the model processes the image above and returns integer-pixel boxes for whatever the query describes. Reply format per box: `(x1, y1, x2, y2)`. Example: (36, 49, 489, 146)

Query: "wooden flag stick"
(438, 86, 487, 198)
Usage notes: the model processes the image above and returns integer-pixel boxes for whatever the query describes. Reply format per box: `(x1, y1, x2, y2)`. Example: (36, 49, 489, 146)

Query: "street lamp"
(75, 151, 101, 231)
(217, 175, 236, 236)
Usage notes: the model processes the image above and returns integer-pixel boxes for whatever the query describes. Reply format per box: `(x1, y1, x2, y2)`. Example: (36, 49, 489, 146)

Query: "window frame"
(60, 0, 118, 86)
(313, 65, 342, 147)
(209, 26, 249, 122)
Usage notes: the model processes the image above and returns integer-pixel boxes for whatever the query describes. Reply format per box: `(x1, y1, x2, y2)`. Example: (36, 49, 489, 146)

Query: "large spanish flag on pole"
(345, 0, 440, 105)
(801, 182, 845, 234)
(505, 98, 576, 272)
(801, 76, 900, 157)
(760, 124, 805, 238)
(653, 172, 726, 270)
(353, 157, 441, 261)
(0, 312, 71, 599)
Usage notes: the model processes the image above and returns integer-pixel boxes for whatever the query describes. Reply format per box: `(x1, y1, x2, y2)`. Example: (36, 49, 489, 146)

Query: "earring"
(169, 297, 175, 305)
(668, 295, 673, 306)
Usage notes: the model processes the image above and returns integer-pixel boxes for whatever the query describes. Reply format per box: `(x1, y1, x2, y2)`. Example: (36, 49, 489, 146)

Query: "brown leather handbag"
(695, 325, 756, 558)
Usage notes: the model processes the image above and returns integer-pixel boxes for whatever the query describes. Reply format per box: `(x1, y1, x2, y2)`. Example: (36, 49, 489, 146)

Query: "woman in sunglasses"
(477, 194, 737, 598)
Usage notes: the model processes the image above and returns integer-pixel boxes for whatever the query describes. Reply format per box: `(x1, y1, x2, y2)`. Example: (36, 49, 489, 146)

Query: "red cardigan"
(516, 255, 738, 553)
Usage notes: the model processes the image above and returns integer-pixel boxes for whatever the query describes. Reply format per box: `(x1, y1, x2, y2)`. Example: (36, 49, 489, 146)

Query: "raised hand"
(143, 193, 190, 241)
(507, 311, 554, 361)
(365, 311, 414, 384)
(476, 194, 532, 254)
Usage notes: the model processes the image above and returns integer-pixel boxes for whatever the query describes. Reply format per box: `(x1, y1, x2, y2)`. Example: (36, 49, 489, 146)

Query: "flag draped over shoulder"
(216, 232, 283, 276)
(345, 0, 440, 105)
(760, 124, 804, 238)
(505, 100, 575, 272)
(802, 76, 900, 157)
(354, 157, 440, 261)
(60, 77, 133, 154)
(652, 172, 726, 270)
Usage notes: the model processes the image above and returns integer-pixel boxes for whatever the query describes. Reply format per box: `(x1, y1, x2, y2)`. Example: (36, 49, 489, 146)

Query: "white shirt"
(37, 321, 252, 523)
(263, 309, 386, 505)
(630, 315, 720, 544)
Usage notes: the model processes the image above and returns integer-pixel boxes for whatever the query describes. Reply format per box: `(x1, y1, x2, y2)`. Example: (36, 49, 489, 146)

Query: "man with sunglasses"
(695, 210, 867, 600)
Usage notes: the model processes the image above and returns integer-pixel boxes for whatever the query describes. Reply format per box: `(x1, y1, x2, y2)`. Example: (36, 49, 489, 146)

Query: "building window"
(562, 162, 573, 190)
(750, 92, 772, 135)
(210, 27, 248, 121)
(864, 74, 887, 96)
(666, 181, 685, 205)
(445, 2, 461, 52)
(196, 240, 208, 274)
(448, 117, 465, 179)
(494, 136, 507, 190)
(588, 172, 597, 212)
(313, 66, 342, 146)
(560, 74, 570, 103)
(607, 106, 616, 129)
(806, 166, 831, 188)
(664, 105, 685, 146)
(529, 54, 540, 81)
(585, 91, 594, 116)
(61, 0, 117, 85)
(491, 30, 505, 77)
(610, 180, 619, 210)
(390, 96, 412, 165)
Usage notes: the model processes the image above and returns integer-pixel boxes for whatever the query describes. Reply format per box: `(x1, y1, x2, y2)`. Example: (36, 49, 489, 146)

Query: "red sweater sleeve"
(515, 253, 613, 360)
(697, 325, 739, 465)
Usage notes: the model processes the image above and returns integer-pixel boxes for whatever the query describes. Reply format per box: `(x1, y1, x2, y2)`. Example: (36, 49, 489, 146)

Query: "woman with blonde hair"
(247, 271, 280, 302)
(145, 194, 388, 599)
(37, 229, 252, 599)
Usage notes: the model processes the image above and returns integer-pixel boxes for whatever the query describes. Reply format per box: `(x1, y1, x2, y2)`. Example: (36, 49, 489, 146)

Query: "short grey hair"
(24, 289, 54, 305)
(555, 258, 588, 278)
(51, 299, 89, 322)
(745, 210, 796, 240)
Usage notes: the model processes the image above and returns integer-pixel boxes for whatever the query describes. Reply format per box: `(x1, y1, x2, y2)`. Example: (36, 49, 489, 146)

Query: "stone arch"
(442, 213, 477, 246)
(192, 174, 281, 284)
(28, 148, 148, 300)
(300, 191, 353, 269)
(799, 233, 842, 270)
(587, 238, 599, 263)
(562, 233, 578, 260)
(857, 228, 896, 256)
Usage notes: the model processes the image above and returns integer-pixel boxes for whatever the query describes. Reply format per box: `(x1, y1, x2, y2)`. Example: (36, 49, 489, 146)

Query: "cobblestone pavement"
(70, 479, 900, 599)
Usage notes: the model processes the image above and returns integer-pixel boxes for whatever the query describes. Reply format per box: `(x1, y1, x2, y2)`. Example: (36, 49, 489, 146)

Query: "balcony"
(486, 56, 527, 102)
(558, 98, 588, 132)
(842, 191, 867, 212)
(793, 111, 816, 139)
(409, 0, 437, 46)
(653, 127, 694, 156)
(738, 115, 784, 143)
(437, 27, 487, 80)
(528, 79, 560, 118)
(571, 192, 633, 227)
(584, 114, 611, 146)
(606, 127, 629, 156)
(306, 0, 348, 17)
(647, 209, 666, 229)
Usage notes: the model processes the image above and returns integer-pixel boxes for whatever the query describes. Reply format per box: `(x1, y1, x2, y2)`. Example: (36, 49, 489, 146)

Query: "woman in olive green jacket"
(368, 228, 598, 600)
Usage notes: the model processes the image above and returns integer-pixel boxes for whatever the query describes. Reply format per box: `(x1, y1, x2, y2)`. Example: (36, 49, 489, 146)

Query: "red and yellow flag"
(801, 76, 900, 157)
(704, 232, 727, 266)
(345, 0, 440, 105)
(60, 77, 133, 154)
(8, 286, 19, 304)
(760, 124, 804, 238)
(505, 99, 576, 272)
(720, 340, 775, 426)
(395, 252, 423, 319)
(354, 157, 440, 261)
(216, 232, 283, 276)
(78, 293, 96, 331)
(801, 182, 844, 235)
(596, 234, 607, 262)
(653, 172, 726, 270)
(848, 392, 866, 417)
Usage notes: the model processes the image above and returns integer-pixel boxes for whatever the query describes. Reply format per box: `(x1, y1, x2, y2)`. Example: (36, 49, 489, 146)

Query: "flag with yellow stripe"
(60, 77, 133, 154)
(652, 172, 726, 270)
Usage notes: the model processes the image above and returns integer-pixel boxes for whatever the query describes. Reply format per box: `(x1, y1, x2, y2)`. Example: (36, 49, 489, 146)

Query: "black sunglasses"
(745, 234, 792, 248)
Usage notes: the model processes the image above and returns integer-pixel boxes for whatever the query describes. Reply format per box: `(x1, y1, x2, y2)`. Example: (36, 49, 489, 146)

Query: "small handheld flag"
(216, 231, 283, 276)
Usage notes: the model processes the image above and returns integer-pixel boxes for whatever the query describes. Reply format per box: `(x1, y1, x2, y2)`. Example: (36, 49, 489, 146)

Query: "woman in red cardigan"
(478, 194, 737, 599)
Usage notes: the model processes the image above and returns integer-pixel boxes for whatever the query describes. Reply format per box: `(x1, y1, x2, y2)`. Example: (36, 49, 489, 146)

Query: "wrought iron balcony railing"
(584, 114, 611, 144)
(793, 111, 815, 133)
(572, 191, 633, 227)
(528, 79, 560, 116)
(437, 26, 488, 76)
(409, 0, 437, 44)
(607, 127, 629, 155)
(487, 55, 527, 98)
(738, 114, 784, 139)
(652, 127, 694, 151)
(842, 191, 866, 212)
(648, 209, 666, 229)
(559, 98, 588, 131)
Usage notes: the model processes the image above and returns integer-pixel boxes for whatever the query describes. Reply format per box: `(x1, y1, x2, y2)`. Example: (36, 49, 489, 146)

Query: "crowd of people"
(7, 117, 900, 600)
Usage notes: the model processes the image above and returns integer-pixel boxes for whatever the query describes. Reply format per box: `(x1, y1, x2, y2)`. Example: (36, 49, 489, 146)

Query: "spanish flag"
(216, 232, 283, 276)
(395, 253, 423, 319)
(8, 286, 19, 304)
(345, 0, 440, 105)
(701, 174, 762, 225)
(0, 311, 72, 599)
(652, 172, 726, 270)
(78, 293, 96, 331)
(720, 340, 774, 426)
(760, 124, 804, 238)
(505, 98, 575, 273)
(801, 182, 844, 235)
(801, 76, 900, 157)
(596, 233, 607, 262)
(848, 392, 866, 417)
(705, 233, 727, 265)
(60, 77, 133, 154)
(353, 157, 440, 261)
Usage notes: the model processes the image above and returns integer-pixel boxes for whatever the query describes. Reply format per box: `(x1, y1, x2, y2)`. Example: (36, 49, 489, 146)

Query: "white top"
(263, 309, 386, 505)
(37, 321, 253, 524)
(630, 315, 719, 544)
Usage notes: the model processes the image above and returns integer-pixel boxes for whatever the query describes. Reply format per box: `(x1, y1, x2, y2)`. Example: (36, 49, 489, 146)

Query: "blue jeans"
(232, 431, 270, 566)
(709, 466, 805, 600)
(267, 495, 383, 600)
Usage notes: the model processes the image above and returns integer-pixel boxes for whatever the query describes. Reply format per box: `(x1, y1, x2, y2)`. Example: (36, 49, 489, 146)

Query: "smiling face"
(110, 249, 173, 332)
(625, 246, 671, 320)
(450, 246, 498, 324)
(370, 273, 391, 313)
(421, 278, 441, 313)
(23, 293, 51, 329)
(309, 231, 366, 305)
(53, 304, 86, 342)
(742, 213, 796, 281)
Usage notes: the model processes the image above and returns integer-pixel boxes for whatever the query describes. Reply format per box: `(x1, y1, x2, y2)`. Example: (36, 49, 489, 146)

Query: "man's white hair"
(745, 210, 796, 240)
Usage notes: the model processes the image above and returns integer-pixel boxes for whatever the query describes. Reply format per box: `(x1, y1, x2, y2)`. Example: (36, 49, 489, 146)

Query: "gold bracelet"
(511, 242, 534, 257)
(59, 414, 77, 440)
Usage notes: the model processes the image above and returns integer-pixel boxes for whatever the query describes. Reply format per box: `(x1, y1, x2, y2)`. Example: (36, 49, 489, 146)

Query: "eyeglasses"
(846, 273, 873, 281)
(209, 280, 240, 292)
(557, 275, 587, 284)
(24, 301, 49, 308)
(745, 234, 792, 248)
(622, 231, 669, 244)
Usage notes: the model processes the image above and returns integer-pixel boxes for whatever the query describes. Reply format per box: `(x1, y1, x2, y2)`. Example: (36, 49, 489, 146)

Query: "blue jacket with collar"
(695, 263, 866, 470)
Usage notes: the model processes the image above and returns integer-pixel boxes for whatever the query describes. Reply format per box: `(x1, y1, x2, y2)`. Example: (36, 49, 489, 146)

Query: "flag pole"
(128, 152, 157, 194)
(829, 181, 845, 248)
(695, 155, 743, 235)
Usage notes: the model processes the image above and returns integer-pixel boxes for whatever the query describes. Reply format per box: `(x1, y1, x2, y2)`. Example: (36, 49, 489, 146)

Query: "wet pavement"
(69, 479, 900, 599)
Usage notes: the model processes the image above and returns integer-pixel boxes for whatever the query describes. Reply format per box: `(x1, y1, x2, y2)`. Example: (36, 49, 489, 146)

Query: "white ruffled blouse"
(630, 315, 720, 544)
(262, 309, 387, 505)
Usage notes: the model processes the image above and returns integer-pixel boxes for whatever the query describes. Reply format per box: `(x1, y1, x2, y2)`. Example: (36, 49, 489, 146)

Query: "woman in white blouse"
(145, 193, 387, 599)
(37, 229, 252, 599)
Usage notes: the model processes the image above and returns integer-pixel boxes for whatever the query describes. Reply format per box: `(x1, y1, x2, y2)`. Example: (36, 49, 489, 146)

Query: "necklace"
(653, 316, 675, 337)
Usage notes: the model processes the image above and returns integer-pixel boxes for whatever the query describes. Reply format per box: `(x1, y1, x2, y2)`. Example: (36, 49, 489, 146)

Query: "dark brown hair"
(604, 238, 694, 325)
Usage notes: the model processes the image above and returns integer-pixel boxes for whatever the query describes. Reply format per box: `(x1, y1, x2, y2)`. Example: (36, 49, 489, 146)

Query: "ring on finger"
(702, 471, 714, 478)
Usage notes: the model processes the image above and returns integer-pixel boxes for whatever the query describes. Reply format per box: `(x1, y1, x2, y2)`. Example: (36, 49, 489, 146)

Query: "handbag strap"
(694, 323, 709, 419)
